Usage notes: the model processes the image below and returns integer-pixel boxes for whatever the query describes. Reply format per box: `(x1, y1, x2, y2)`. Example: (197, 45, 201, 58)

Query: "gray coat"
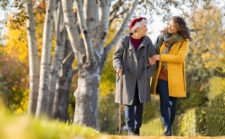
(113, 34, 156, 105)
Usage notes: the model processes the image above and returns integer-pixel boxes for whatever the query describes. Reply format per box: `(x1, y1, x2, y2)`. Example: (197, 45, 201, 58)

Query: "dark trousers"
(125, 83, 143, 132)
(157, 79, 177, 134)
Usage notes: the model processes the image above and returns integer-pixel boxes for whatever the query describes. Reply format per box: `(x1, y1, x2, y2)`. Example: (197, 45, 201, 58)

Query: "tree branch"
(104, 0, 138, 56)
(109, 8, 129, 27)
(74, 0, 96, 66)
(110, 0, 124, 17)
(84, 0, 98, 40)
(61, 0, 85, 59)
(94, 0, 112, 50)
(62, 51, 74, 65)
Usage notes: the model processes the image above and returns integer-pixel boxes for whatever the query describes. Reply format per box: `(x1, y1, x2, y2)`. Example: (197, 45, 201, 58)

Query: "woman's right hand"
(148, 56, 156, 65)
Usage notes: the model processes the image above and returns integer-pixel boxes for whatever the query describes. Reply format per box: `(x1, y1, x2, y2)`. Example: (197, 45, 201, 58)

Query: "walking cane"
(119, 71, 123, 134)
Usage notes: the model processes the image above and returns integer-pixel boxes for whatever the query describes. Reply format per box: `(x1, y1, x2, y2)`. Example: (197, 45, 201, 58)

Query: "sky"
(0, 0, 224, 44)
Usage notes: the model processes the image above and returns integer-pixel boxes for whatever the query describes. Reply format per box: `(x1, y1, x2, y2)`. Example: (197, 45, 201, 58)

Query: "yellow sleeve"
(160, 40, 189, 63)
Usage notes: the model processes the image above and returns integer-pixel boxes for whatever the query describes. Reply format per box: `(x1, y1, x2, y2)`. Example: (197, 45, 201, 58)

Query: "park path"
(97, 135, 225, 139)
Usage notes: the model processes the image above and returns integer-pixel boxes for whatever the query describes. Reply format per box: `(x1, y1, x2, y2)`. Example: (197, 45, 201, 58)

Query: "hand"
(116, 68, 122, 74)
(153, 54, 160, 61)
(148, 57, 156, 65)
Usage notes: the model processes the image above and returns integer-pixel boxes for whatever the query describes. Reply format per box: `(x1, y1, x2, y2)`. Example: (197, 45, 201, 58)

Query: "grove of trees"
(0, 0, 224, 135)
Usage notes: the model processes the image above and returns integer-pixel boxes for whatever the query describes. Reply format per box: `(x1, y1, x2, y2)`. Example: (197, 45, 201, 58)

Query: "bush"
(172, 77, 225, 136)
(205, 77, 225, 136)
(205, 92, 225, 136)
(173, 108, 199, 136)
(208, 77, 225, 101)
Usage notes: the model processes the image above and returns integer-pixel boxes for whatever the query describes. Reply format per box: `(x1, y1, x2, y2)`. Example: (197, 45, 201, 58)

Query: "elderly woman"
(151, 16, 191, 136)
(113, 17, 156, 135)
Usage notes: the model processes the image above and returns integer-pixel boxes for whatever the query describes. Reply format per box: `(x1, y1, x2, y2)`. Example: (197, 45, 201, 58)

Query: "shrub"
(205, 92, 225, 136)
(208, 77, 225, 101)
(172, 77, 225, 136)
(173, 108, 198, 136)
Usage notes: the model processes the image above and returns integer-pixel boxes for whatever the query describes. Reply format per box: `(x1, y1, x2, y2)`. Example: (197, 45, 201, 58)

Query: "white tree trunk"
(84, 0, 98, 40)
(25, 0, 40, 115)
(62, 0, 138, 128)
(61, 0, 85, 60)
(74, 0, 96, 66)
(94, 0, 111, 50)
(47, 0, 67, 116)
(36, 0, 56, 118)
(74, 67, 101, 128)
(52, 40, 75, 121)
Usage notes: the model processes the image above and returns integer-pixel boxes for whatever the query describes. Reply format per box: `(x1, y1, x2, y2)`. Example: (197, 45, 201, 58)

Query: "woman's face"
(136, 22, 148, 37)
(168, 19, 178, 34)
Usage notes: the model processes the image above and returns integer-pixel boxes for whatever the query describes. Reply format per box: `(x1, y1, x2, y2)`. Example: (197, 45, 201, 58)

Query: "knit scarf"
(155, 32, 183, 54)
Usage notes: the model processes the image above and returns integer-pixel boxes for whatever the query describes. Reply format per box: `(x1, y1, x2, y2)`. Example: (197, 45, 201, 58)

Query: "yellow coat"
(151, 39, 189, 97)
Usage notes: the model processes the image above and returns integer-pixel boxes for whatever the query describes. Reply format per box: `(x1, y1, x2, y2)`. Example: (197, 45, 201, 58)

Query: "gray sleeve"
(113, 36, 126, 71)
(147, 38, 157, 77)
(154, 34, 163, 54)
(148, 39, 156, 57)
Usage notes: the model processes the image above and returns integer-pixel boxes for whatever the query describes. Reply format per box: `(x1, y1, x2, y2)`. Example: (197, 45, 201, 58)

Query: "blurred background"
(0, 0, 224, 138)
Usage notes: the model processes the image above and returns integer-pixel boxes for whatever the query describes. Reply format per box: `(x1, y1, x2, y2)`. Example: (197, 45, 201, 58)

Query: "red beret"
(129, 17, 147, 29)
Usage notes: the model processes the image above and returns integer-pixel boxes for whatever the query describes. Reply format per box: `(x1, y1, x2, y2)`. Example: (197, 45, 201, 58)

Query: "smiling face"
(168, 19, 178, 34)
(136, 22, 148, 37)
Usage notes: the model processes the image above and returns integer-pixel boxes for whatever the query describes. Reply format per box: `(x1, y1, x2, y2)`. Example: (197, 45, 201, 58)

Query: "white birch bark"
(52, 40, 75, 121)
(73, 68, 101, 128)
(61, 0, 138, 128)
(84, 0, 98, 41)
(47, 0, 67, 116)
(61, 0, 85, 63)
(94, 0, 112, 50)
(74, 0, 95, 66)
(36, 0, 56, 118)
(25, 0, 40, 115)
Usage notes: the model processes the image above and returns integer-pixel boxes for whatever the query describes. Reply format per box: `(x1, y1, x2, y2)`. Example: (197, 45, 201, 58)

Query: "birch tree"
(52, 40, 75, 121)
(25, 0, 39, 114)
(35, 0, 56, 117)
(61, 0, 139, 128)
(47, 0, 67, 116)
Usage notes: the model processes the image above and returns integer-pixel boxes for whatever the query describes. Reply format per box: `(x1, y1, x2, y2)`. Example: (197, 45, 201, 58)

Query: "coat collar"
(128, 36, 147, 51)
(160, 40, 183, 54)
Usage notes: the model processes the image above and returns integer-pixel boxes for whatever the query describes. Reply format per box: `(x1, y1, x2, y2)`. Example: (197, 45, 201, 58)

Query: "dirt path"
(96, 135, 225, 139)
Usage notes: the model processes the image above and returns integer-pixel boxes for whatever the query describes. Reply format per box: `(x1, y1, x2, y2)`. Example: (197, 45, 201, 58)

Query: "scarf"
(155, 32, 183, 54)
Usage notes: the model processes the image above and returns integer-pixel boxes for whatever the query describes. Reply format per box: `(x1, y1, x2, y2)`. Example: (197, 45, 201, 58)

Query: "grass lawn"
(0, 106, 99, 139)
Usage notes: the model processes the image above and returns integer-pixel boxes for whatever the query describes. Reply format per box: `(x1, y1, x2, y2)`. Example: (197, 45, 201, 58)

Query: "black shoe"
(163, 131, 172, 136)
(128, 129, 136, 136)
(134, 128, 140, 135)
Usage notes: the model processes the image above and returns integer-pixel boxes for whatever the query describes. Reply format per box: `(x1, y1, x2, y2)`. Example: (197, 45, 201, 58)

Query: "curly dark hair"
(161, 16, 191, 39)
(172, 16, 191, 39)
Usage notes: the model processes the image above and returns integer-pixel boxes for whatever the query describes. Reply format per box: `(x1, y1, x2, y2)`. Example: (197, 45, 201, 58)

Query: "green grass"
(0, 105, 99, 139)
(140, 117, 164, 136)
